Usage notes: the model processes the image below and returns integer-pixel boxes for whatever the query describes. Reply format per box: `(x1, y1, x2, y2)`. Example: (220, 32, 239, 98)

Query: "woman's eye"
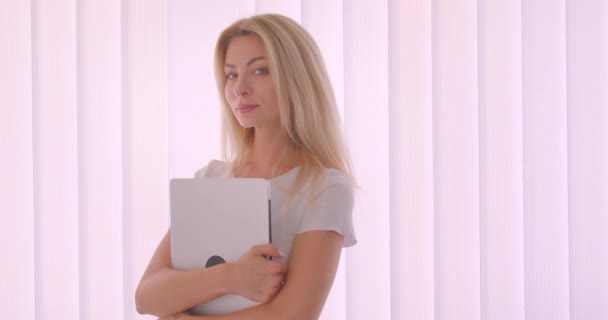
(255, 68, 269, 75)
(225, 73, 237, 80)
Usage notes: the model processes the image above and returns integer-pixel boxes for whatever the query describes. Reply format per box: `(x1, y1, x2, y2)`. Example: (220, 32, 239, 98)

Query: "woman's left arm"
(167, 229, 344, 320)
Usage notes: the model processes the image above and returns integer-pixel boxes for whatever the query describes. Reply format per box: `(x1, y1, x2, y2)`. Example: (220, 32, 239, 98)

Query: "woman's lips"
(236, 104, 258, 113)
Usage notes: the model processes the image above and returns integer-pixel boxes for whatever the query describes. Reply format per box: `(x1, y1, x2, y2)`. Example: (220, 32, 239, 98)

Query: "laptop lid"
(170, 178, 271, 315)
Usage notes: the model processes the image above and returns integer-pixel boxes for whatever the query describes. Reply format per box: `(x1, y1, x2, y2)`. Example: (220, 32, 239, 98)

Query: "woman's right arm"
(135, 229, 287, 318)
(135, 230, 229, 317)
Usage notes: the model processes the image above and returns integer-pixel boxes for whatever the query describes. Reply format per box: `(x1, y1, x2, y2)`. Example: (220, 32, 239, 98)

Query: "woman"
(135, 13, 356, 320)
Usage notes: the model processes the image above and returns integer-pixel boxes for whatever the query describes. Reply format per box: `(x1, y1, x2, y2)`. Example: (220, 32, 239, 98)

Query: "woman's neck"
(236, 127, 299, 178)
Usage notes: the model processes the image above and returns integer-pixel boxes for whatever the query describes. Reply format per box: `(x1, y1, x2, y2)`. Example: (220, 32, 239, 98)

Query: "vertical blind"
(1, 0, 606, 319)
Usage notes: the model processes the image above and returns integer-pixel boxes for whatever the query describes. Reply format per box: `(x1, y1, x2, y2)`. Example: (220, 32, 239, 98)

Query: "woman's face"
(223, 35, 280, 129)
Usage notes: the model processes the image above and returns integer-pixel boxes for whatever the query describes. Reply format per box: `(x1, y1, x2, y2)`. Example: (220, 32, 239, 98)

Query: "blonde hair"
(214, 13, 356, 194)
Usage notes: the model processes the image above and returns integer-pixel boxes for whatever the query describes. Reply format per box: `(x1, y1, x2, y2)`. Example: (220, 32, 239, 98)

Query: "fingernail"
(278, 250, 285, 257)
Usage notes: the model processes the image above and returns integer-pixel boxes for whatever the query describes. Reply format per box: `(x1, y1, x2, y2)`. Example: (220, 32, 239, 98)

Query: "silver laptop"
(170, 178, 271, 315)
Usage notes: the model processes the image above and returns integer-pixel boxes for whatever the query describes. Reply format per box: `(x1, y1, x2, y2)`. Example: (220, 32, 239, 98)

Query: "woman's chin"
(239, 121, 255, 129)
(237, 121, 256, 129)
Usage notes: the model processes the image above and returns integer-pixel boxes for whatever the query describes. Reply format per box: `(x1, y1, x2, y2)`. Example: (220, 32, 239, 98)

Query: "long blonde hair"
(214, 14, 356, 194)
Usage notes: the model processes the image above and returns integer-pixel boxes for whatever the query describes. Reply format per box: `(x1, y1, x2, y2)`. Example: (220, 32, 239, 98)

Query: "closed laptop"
(170, 178, 271, 315)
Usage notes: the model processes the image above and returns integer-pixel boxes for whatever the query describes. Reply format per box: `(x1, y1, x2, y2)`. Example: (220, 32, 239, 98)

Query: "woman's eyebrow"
(224, 56, 266, 69)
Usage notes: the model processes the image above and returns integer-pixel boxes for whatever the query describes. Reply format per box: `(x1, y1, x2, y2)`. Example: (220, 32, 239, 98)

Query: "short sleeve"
(192, 160, 233, 178)
(298, 173, 357, 247)
(193, 166, 208, 178)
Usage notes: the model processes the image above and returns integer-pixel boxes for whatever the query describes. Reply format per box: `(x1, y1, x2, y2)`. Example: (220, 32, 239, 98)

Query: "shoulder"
(193, 159, 233, 178)
(320, 168, 352, 186)
(313, 169, 354, 200)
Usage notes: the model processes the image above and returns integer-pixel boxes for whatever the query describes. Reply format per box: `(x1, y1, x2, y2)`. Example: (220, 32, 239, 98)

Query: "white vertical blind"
(1, 0, 607, 319)
(566, 1, 608, 319)
(32, 0, 81, 318)
(433, 0, 481, 319)
(390, 0, 435, 319)
(522, 1, 571, 319)
(0, 2, 35, 320)
(78, 0, 124, 318)
(255, 0, 301, 21)
(344, 1, 391, 319)
(478, 1, 525, 320)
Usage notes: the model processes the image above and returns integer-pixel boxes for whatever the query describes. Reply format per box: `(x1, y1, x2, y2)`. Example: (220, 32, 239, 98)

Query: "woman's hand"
(226, 243, 288, 303)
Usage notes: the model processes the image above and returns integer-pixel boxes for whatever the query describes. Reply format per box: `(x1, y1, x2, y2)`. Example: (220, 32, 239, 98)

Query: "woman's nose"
(233, 75, 252, 96)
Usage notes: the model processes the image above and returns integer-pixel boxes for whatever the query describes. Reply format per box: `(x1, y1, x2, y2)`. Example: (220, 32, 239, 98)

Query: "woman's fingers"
(230, 244, 288, 302)
(249, 243, 284, 259)
(269, 260, 288, 274)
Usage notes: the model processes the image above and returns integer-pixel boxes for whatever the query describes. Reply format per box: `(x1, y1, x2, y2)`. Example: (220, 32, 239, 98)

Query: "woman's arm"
(135, 230, 229, 317)
(135, 230, 287, 318)
(173, 230, 344, 320)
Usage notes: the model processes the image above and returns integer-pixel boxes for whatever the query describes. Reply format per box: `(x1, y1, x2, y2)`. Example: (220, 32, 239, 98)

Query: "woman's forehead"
(225, 35, 267, 65)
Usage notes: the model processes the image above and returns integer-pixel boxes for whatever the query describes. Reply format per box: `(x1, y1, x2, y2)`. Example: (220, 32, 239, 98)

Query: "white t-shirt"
(194, 159, 357, 263)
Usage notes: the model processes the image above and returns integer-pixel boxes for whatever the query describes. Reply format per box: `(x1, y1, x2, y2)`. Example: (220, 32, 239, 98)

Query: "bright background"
(1, 0, 607, 319)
